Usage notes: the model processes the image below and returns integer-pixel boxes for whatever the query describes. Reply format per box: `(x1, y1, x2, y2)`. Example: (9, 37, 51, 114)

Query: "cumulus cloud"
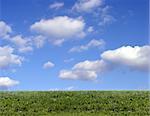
(49, 2, 64, 9)
(0, 21, 12, 38)
(72, 0, 103, 12)
(59, 60, 110, 80)
(30, 16, 85, 45)
(43, 61, 55, 69)
(10, 35, 33, 53)
(72, 60, 110, 73)
(0, 77, 19, 90)
(69, 39, 105, 52)
(59, 69, 97, 80)
(101, 45, 150, 72)
(0, 46, 23, 69)
(59, 45, 150, 81)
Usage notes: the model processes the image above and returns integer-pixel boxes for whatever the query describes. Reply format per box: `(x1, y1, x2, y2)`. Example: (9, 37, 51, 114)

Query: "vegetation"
(0, 91, 149, 115)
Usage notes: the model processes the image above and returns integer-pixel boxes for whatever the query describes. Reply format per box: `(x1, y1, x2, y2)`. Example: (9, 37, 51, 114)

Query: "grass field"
(0, 91, 149, 116)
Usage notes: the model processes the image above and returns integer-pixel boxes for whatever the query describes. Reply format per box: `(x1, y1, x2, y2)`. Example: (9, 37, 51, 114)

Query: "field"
(0, 91, 149, 116)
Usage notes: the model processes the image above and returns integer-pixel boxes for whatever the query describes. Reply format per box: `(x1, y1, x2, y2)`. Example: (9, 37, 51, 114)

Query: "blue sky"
(0, 0, 149, 90)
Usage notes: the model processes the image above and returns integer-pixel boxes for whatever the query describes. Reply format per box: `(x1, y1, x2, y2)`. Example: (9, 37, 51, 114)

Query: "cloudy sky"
(0, 0, 149, 90)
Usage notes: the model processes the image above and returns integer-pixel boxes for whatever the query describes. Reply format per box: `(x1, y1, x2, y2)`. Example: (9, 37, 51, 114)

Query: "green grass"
(0, 91, 149, 116)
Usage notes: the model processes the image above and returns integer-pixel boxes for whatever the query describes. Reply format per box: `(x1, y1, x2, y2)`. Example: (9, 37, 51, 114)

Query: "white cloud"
(99, 6, 115, 26)
(72, 0, 103, 12)
(101, 45, 150, 72)
(0, 77, 19, 89)
(59, 70, 97, 80)
(73, 60, 109, 73)
(18, 46, 33, 53)
(72, 0, 115, 26)
(49, 2, 64, 9)
(30, 16, 85, 45)
(0, 21, 12, 38)
(8, 35, 46, 52)
(59, 45, 150, 81)
(59, 59, 109, 80)
(0, 46, 23, 69)
(69, 39, 105, 52)
(11, 35, 28, 47)
(43, 61, 55, 69)
(87, 26, 94, 32)
(33, 35, 46, 48)
(10, 35, 33, 53)
(0, 22, 33, 53)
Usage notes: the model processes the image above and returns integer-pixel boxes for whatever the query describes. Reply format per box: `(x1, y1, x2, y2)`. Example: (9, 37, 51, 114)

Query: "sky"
(0, 0, 149, 90)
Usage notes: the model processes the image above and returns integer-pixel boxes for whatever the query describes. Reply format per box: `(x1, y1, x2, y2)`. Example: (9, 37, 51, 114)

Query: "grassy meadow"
(0, 91, 149, 116)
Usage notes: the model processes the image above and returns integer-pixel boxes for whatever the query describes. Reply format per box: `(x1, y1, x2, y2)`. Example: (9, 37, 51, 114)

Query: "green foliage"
(0, 91, 149, 115)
